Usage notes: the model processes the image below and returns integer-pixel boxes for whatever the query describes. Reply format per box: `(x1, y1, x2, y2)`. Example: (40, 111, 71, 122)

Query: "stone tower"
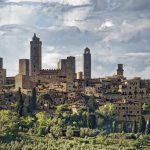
(117, 64, 124, 76)
(66, 56, 76, 92)
(30, 33, 42, 76)
(83, 47, 91, 80)
(19, 59, 29, 76)
(0, 58, 6, 85)
(0, 58, 3, 69)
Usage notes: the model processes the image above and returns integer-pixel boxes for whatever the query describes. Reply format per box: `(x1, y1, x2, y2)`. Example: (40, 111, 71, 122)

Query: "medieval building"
(15, 34, 78, 92)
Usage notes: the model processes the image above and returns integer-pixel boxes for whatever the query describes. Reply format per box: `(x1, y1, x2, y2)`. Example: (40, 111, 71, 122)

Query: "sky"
(0, 0, 150, 79)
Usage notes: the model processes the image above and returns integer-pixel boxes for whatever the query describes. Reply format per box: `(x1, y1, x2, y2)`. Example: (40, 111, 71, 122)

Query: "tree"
(97, 103, 115, 118)
(0, 110, 18, 135)
(121, 121, 127, 133)
(30, 87, 37, 111)
(139, 116, 146, 133)
(17, 88, 24, 117)
(112, 121, 116, 132)
(142, 103, 150, 114)
(87, 96, 96, 112)
(132, 120, 137, 133)
(87, 113, 97, 129)
(35, 112, 51, 135)
(55, 104, 70, 115)
(20, 116, 35, 130)
(145, 119, 150, 134)
(97, 116, 105, 129)
(51, 125, 62, 138)
(66, 126, 73, 138)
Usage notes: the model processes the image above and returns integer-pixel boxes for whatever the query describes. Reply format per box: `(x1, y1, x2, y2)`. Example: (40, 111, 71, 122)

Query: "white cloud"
(99, 20, 114, 30)
(0, 0, 150, 79)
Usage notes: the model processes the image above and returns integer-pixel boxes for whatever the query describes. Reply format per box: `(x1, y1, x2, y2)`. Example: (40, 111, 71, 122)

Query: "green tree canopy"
(16, 88, 24, 117)
(30, 87, 37, 111)
(97, 103, 115, 118)
(0, 110, 18, 135)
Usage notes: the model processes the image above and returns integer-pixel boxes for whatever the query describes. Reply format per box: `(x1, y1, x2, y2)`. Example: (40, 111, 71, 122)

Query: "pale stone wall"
(77, 72, 83, 80)
(15, 74, 31, 90)
(19, 59, 29, 76)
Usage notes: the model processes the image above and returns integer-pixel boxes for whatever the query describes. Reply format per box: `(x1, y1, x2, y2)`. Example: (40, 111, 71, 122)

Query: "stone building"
(30, 33, 42, 76)
(83, 47, 91, 80)
(6, 77, 15, 85)
(119, 77, 147, 100)
(15, 34, 76, 92)
(15, 59, 31, 89)
(19, 59, 29, 76)
(117, 64, 124, 76)
(0, 58, 6, 85)
(114, 99, 142, 122)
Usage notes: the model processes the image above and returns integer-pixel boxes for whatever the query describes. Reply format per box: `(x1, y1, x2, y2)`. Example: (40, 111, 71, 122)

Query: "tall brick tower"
(117, 64, 124, 76)
(0, 58, 6, 85)
(66, 56, 76, 92)
(83, 47, 91, 80)
(30, 33, 42, 76)
(0, 58, 3, 69)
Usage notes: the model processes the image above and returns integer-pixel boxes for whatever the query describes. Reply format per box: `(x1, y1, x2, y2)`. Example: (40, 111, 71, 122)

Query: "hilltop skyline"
(0, 0, 150, 78)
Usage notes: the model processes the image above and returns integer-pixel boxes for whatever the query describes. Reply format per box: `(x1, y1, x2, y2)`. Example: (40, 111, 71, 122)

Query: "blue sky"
(0, 0, 150, 78)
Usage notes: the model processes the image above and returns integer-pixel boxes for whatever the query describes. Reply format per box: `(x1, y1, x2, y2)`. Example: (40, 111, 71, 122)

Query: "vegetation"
(0, 93, 150, 149)
(29, 87, 37, 111)
(17, 88, 24, 117)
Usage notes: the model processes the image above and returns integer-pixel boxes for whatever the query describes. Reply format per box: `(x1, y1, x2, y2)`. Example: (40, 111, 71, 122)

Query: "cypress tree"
(145, 119, 150, 134)
(88, 113, 97, 129)
(139, 116, 146, 133)
(17, 88, 24, 117)
(30, 87, 37, 110)
(132, 120, 137, 133)
(112, 121, 116, 132)
(88, 96, 96, 112)
(121, 121, 127, 133)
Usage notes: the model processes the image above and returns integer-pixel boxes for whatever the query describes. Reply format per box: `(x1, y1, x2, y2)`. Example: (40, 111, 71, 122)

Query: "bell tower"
(83, 47, 91, 80)
(30, 33, 42, 76)
(117, 64, 124, 76)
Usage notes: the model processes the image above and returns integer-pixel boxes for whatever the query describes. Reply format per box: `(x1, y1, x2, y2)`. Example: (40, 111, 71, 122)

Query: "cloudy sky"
(0, 0, 150, 79)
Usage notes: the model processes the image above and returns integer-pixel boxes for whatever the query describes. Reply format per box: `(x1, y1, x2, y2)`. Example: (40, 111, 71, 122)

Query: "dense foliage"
(0, 93, 150, 149)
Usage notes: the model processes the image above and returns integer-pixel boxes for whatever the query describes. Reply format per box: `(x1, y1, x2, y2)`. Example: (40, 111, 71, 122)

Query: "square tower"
(83, 47, 91, 80)
(66, 56, 76, 92)
(30, 33, 42, 76)
(117, 64, 124, 76)
(0, 58, 3, 69)
(0, 58, 6, 85)
(19, 59, 29, 76)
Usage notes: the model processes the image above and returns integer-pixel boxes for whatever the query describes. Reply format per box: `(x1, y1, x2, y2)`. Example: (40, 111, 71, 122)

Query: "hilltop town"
(0, 34, 150, 137)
